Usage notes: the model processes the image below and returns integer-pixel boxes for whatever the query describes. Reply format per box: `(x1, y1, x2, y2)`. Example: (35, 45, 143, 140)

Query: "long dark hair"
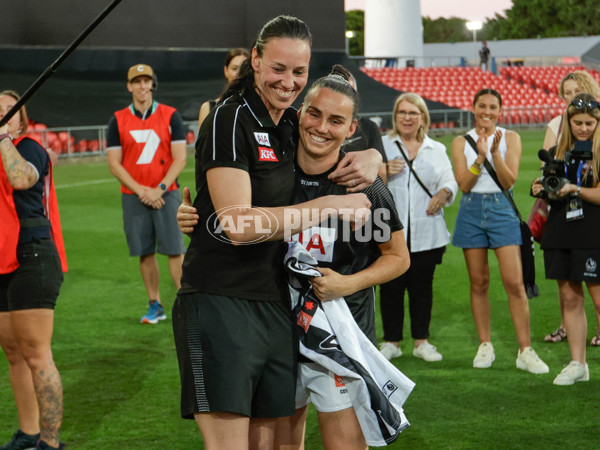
(221, 15, 312, 100)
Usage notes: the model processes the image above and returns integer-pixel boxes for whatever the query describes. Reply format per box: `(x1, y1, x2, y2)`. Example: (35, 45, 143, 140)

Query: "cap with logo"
(127, 64, 154, 82)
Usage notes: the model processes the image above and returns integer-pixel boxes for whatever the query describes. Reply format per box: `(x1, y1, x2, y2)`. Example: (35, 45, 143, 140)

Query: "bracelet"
(576, 186, 581, 197)
(472, 161, 482, 170)
(0, 133, 11, 142)
(469, 164, 481, 175)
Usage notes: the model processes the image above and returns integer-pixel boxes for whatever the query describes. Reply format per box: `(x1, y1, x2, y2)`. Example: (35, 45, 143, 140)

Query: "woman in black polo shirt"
(172, 15, 379, 449)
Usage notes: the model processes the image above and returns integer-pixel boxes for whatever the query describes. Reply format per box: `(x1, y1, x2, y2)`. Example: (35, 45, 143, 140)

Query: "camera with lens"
(538, 149, 569, 194)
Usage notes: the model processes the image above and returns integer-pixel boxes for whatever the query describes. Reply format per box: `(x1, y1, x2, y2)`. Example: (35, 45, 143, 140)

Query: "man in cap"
(106, 64, 187, 324)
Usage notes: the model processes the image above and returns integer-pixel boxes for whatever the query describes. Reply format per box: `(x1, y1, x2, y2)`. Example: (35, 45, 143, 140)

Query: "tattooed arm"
(0, 130, 39, 190)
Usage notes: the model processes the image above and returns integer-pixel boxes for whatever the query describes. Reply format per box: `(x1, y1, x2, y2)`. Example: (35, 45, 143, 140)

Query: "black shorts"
(0, 239, 64, 312)
(544, 248, 600, 283)
(172, 292, 297, 419)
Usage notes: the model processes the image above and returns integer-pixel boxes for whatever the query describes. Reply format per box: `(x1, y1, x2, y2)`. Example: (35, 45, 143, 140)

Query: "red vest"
(0, 137, 68, 274)
(114, 103, 178, 194)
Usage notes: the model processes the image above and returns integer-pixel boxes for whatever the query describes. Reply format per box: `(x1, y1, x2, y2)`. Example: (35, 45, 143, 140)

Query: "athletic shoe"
(516, 346, 549, 374)
(473, 342, 495, 369)
(553, 361, 590, 386)
(140, 301, 167, 324)
(35, 441, 65, 450)
(413, 342, 443, 362)
(379, 342, 403, 360)
(0, 430, 39, 450)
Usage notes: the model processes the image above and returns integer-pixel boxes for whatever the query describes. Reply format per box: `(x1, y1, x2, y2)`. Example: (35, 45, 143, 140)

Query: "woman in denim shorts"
(0, 90, 66, 449)
(451, 89, 548, 375)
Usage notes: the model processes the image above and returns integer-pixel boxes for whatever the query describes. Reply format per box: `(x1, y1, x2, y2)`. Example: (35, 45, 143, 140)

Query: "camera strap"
(464, 134, 524, 222)
(394, 140, 433, 198)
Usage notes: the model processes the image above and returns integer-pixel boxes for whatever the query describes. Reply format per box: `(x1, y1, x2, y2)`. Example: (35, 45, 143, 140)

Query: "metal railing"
(29, 109, 557, 159)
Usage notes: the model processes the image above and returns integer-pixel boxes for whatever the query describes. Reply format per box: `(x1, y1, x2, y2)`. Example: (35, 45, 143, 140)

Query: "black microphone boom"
(0, 0, 123, 128)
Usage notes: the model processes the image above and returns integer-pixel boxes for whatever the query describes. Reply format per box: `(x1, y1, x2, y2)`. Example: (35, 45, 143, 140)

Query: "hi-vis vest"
(114, 103, 178, 194)
(0, 136, 67, 274)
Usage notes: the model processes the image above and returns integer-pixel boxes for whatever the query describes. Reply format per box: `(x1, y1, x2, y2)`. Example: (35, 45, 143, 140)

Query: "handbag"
(526, 198, 548, 243)
(464, 134, 540, 299)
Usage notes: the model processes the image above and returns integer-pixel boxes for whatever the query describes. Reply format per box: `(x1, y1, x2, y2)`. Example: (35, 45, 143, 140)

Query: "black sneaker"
(0, 430, 40, 450)
(35, 441, 65, 450)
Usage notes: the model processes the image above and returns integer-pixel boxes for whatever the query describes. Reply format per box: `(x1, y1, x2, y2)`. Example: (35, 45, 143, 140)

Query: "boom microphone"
(0, 0, 123, 127)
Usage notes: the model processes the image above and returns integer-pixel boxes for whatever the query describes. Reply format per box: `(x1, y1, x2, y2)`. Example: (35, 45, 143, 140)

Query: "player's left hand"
(329, 148, 382, 192)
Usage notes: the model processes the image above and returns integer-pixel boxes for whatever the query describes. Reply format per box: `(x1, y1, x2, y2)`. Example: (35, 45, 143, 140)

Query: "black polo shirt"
(180, 88, 297, 302)
(291, 151, 403, 344)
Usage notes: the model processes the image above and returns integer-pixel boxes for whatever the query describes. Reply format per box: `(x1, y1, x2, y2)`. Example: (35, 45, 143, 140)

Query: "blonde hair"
(556, 92, 600, 185)
(0, 90, 28, 137)
(558, 71, 600, 100)
(388, 92, 429, 142)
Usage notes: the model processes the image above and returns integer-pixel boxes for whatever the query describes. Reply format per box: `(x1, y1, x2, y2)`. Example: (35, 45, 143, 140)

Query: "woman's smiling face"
(252, 37, 311, 123)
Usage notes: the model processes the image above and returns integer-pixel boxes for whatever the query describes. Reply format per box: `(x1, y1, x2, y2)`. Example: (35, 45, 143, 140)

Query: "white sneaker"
(553, 361, 590, 386)
(413, 342, 443, 362)
(516, 346, 549, 374)
(379, 342, 402, 360)
(473, 342, 495, 368)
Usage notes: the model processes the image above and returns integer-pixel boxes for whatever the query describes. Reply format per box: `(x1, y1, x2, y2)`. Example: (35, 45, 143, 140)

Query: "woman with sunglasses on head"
(451, 88, 548, 374)
(541, 72, 600, 346)
(197, 47, 250, 129)
(172, 16, 381, 450)
(532, 93, 600, 385)
(377, 92, 457, 363)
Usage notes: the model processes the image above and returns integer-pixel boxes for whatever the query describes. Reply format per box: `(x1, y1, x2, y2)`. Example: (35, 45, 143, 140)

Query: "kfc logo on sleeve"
(258, 147, 279, 162)
(254, 132, 271, 147)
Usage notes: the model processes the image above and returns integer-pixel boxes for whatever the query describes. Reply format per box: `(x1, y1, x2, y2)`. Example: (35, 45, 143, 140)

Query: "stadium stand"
(361, 65, 600, 126)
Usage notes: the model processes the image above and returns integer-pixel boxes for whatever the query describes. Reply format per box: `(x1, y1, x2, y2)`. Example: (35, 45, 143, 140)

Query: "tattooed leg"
(33, 362, 63, 447)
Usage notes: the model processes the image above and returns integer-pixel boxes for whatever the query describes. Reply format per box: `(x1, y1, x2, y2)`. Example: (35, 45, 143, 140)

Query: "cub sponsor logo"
(334, 374, 345, 387)
(254, 132, 271, 147)
(258, 147, 279, 162)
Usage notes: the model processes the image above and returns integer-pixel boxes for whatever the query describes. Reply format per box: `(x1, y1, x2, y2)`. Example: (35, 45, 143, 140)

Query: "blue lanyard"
(565, 160, 584, 187)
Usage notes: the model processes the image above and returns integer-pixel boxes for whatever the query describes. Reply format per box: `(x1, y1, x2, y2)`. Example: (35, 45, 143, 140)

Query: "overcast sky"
(344, 0, 513, 22)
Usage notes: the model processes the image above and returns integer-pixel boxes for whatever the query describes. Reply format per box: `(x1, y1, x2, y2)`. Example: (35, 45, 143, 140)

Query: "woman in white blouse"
(378, 92, 457, 362)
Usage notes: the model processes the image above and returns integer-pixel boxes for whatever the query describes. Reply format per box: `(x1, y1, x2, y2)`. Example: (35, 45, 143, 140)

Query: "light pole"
(466, 21, 483, 67)
(345, 30, 356, 56)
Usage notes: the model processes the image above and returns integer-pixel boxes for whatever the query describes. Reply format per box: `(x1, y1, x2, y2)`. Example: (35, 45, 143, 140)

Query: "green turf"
(1, 128, 599, 449)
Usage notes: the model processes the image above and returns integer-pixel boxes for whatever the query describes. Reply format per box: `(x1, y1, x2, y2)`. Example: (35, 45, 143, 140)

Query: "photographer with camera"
(540, 71, 600, 345)
(532, 93, 600, 385)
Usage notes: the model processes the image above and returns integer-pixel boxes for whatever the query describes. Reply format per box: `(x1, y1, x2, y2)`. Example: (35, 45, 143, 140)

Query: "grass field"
(1, 128, 599, 449)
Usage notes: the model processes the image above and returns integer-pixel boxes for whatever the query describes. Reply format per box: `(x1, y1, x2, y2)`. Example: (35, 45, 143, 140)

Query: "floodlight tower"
(364, 0, 424, 68)
(466, 21, 483, 66)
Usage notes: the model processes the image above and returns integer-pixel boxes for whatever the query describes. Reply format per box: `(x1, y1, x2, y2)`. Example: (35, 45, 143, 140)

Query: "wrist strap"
(394, 140, 433, 198)
(464, 134, 523, 222)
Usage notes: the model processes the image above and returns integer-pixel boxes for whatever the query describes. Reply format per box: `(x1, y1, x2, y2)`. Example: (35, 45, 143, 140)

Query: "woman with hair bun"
(172, 16, 381, 449)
